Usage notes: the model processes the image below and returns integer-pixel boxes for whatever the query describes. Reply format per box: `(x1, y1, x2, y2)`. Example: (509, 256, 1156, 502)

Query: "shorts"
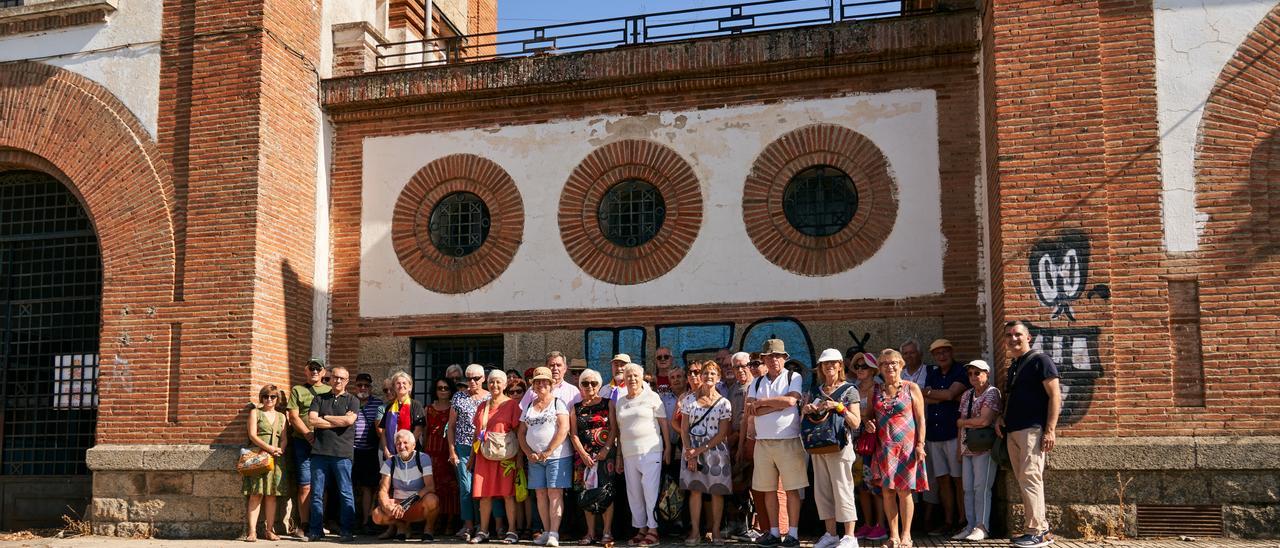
(751, 438, 809, 492)
(529, 456, 573, 490)
(291, 438, 314, 486)
(353, 447, 382, 488)
(926, 439, 962, 478)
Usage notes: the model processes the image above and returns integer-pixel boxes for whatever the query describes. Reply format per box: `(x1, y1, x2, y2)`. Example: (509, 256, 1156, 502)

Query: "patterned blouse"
(451, 390, 490, 446)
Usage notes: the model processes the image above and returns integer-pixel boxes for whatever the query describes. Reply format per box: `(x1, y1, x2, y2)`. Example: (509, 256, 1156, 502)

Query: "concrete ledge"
(1049, 436, 1280, 470)
(0, 0, 116, 36)
(86, 444, 240, 471)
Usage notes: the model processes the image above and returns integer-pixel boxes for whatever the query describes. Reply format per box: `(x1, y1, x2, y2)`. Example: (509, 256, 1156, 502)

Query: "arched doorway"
(0, 170, 101, 530)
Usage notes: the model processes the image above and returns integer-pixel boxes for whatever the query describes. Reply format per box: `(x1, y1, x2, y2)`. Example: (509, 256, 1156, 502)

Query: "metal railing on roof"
(374, 0, 937, 71)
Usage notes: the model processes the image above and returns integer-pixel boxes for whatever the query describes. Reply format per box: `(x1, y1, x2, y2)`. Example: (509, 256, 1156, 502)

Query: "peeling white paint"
(359, 90, 945, 317)
(0, 0, 162, 138)
(1155, 0, 1277, 252)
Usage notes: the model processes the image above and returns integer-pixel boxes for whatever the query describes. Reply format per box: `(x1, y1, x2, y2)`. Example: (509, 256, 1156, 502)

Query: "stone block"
(1060, 504, 1134, 540)
(544, 330, 580, 361)
(154, 521, 241, 539)
(209, 496, 246, 523)
(192, 470, 245, 498)
(90, 497, 128, 522)
(1214, 470, 1280, 503)
(93, 471, 146, 496)
(1195, 436, 1280, 470)
(1049, 437, 1195, 470)
(1223, 504, 1280, 538)
(128, 496, 209, 522)
(358, 336, 409, 367)
(92, 522, 116, 536)
(115, 521, 155, 538)
(146, 471, 192, 495)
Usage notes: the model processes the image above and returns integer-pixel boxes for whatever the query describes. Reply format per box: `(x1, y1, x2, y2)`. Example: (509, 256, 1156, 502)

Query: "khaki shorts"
(752, 438, 810, 492)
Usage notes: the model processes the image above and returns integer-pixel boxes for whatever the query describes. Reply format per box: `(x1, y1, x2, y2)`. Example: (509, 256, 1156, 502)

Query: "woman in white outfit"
(609, 362, 671, 547)
(804, 349, 862, 548)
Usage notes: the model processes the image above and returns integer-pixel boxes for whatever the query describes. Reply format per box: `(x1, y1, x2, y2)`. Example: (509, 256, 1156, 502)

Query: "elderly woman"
(953, 360, 1001, 542)
(471, 369, 522, 544)
(373, 429, 441, 541)
(243, 384, 287, 542)
(571, 369, 616, 545)
(520, 367, 573, 547)
(449, 364, 492, 540)
(865, 349, 928, 548)
(850, 353, 887, 542)
(609, 362, 671, 547)
(378, 371, 426, 460)
(680, 362, 733, 546)
(803, 350, 861, 548)
(423, 377, 460, 538)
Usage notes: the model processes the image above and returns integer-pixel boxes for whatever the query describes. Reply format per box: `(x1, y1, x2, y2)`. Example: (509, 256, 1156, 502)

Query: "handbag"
(853, 384, 879, 457)
(962, 388, 997, 452)
(237, 448, 274, 477)
(478, 399, 519, 461)
(801, 383, 854, 455)
(577, 466, 616, 515)
(656, 471, 685, 522)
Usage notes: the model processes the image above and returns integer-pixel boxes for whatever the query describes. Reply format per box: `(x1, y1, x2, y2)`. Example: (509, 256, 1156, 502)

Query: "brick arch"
(1194, 4, 1280, 246)
(0, 62, 177, 439)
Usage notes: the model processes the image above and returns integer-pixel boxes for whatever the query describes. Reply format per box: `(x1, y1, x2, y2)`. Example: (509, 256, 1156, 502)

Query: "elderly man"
(999, 321, 1061, 548)
(746, 340, 806, 548)
(653, 346, 674, 389)
(287, 357, 330, 535)
(922, 339, 970, 534)
(373, 429, 441, 541)
(305, 366, 361, 542)
(521, 351, 583, 410)
(727, 351, 764, 541)
(606, 353, 631, 400)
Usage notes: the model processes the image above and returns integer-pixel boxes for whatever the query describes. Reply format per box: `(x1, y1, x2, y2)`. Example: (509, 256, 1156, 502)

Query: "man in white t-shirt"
(521, 351, 583, 410)
(745, 339, 807, 548)
(899, 339, 929, 387)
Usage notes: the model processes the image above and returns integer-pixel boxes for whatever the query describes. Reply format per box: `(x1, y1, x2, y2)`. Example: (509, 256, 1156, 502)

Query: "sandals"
(601, 534, 615, 548)
(684, 536, 701, 546)
(640, 531, 660, 547)
(504, 532, 520, 544)
(579, 536, 599, 545)
(470, 531, 491, 544)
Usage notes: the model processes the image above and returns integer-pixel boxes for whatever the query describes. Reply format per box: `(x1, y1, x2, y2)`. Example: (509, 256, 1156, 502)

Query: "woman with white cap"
(803, 349, 862, 548)
(952, 360, 1001, 541)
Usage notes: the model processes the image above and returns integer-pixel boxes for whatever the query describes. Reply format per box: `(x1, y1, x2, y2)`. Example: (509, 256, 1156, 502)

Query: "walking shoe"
(547, 532, 562, 547)
(737, 529, 763, 542)
(535, 532, 551, 546)
(1011, 532, 1053, 548)
(756, 533, 781, 547)
(963, 528, 987, 541)
(837, 535, 859, 548)
(852, 526, 869, 539)
(952, 528, 973, 541)
(778, 534, 800, 548)
(814, 533, 840, 548)
(338, 534, 356, 543)
(866, 526, 888, 541)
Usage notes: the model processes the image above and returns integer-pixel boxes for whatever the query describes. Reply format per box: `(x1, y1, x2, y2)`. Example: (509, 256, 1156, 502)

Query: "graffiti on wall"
(1027, 229, 1110, 426)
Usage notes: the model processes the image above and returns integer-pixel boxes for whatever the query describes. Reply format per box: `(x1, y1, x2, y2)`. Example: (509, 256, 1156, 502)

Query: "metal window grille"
(597, 179, 666, 247)
(782, 165, 858, 237)
(428, 192, 491, 257)
(0, 171, 101, 477)
(409, 336, 503, 403)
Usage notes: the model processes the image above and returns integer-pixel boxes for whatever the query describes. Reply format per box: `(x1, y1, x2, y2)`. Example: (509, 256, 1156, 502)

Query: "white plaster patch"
(1155, 0, 1277, 252)
(0, 0, 163, 138)
(359, 90, 945, 317)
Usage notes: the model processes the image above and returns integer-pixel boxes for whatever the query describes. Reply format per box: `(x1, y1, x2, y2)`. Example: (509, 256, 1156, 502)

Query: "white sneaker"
(964, 528, 987, 541)
(837, 534, 859, 548)
(547, 532, 560, 547)
(952, 528, 973, 541)
(814, 533, 840, 548)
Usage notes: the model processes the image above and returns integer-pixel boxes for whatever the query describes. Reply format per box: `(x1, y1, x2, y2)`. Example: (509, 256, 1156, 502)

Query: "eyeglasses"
(435, 385, 451, 391)
(656, 355, 672, 361)
(853, 365, 872, 371)
(355, 384, 371, 389)
(330, 376, 348, 381)
(580, 381, 600, 387)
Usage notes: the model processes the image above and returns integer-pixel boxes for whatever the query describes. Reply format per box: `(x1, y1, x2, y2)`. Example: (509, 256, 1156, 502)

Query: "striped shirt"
(354, 396, 384, 450)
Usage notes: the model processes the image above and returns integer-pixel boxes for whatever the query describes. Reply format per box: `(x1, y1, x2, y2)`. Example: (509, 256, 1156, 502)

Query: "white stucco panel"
(1155, 0, 1277, 252)
(0, 0, 162, 138)
(360, 90, 944, 317)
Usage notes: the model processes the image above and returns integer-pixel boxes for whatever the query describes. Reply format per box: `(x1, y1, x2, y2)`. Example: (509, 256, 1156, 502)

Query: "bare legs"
(882, 489, 915, 546)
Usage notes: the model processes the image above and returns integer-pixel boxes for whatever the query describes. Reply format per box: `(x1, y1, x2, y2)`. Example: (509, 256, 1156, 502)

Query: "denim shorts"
(292, 437, 314, 486)
(528, 456, 573, 489)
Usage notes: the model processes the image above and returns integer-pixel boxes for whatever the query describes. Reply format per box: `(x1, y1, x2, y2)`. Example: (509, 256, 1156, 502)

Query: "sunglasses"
(264, 395, 279, 400)
(580, 381, 600, 387)
(506, 390, 525, 396)
(435, 385, 451, 391)
(329, 376, 348, 381)
(467, 376, 484, 382)
(656, 355, 672, 361)
(853, 365, 872, 371)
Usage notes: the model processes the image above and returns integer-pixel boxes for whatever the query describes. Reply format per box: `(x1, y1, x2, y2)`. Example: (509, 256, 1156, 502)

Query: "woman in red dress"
(425, 378, 460, 534)
(470, 370, 523, 544)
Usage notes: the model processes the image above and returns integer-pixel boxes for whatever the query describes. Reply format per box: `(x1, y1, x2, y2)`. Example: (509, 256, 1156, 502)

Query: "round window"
(596, 179, 666, 247)
(428, 191, 491, 257)
(782, 165, 858, 237)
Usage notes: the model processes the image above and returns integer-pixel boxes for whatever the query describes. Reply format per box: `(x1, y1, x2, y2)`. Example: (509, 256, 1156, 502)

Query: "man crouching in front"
(373, 429, 441, 541)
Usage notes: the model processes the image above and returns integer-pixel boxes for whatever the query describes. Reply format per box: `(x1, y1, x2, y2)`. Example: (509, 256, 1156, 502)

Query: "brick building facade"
(0, 0, 1276, 539)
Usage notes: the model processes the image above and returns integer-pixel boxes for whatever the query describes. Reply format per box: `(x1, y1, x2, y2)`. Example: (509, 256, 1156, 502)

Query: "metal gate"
(0, 171, 101, 530)
(410, 336, 503, 403)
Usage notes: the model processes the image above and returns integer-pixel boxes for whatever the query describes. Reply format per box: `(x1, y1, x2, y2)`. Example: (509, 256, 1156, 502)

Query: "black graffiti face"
(1029, 229, 1090, 321)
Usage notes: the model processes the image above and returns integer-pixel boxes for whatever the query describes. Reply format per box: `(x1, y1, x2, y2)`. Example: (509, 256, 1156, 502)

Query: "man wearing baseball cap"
(922, 339, 970, 535)
(606, 353, 631, 400)
(745, 339, 806, 547)
(287, 357, 330, 535)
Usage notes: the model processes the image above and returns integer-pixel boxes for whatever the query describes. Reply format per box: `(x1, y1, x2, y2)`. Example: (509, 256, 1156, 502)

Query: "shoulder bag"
(962, 388, 996, 452)
(801, 383, 854, 455)
(853, 383, 879, 456)
(478, 399, 519, 461)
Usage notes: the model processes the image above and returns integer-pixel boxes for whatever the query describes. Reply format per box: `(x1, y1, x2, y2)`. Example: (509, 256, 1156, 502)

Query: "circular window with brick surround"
(743, 124, 897, 276)
(392, 154, 523, 294)
(560, 140, 702, 285)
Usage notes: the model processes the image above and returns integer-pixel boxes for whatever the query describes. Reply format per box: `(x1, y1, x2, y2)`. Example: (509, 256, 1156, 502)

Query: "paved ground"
(0, 534, 1276, 547)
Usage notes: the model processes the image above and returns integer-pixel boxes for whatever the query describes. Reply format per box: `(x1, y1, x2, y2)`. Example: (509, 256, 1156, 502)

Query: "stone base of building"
(993, 436, 1280, 539)
(86, 445, 247, 539)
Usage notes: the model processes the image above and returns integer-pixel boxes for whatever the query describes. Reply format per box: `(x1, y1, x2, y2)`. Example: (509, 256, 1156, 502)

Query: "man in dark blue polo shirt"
(997, 321, 1061, 548)
(923, 338, 970, 534)
(305, 366, 361, 543)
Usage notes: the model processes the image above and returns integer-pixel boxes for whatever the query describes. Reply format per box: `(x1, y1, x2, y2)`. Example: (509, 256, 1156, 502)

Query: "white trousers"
(623, 450, 663, 529)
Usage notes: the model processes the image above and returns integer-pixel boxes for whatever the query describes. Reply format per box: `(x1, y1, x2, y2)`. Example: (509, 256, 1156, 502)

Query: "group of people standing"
(239, 321, 1061, 548)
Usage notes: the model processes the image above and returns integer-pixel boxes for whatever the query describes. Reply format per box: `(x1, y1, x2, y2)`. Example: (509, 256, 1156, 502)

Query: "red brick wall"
(324, 13, 984, 377)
